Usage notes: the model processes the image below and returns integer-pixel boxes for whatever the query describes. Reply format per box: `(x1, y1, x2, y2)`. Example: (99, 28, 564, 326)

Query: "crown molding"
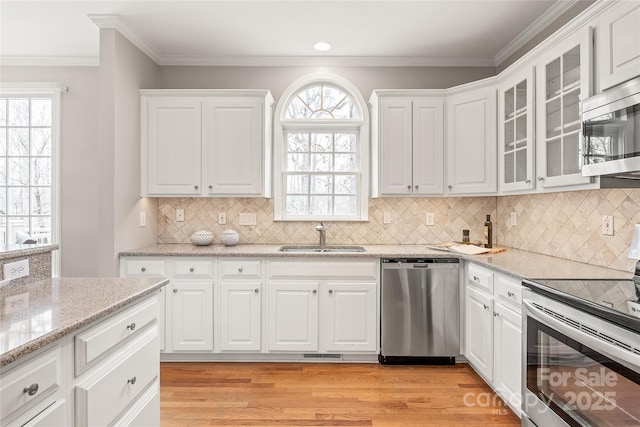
(0, 82, 68, 93)
(0, 56, 99, 67)
(156, 55, 497, 67)
(494, 0, 580, 66)
(88, 14, 162, 64)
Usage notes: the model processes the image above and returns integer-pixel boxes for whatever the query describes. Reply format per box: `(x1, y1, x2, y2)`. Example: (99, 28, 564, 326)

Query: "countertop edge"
(0, 244, 59, 261)
(0, 278, 169, 368)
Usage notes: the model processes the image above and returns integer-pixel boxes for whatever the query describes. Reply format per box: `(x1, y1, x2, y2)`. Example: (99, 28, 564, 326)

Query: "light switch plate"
(602, 215, 614, 236)
(510, 212, 517, 227)
(383, 212, 391, 224)
(139, 212, 146, 227)
(425, 213, 434, 226)
(4, 259, 29, 281)
(218, 212, 227, 225)
(176, 208, 185, 222)
(239, 212, 257, 226)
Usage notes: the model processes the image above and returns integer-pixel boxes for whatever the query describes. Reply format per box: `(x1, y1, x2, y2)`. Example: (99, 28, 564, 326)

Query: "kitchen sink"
(278, 245, 366, 253)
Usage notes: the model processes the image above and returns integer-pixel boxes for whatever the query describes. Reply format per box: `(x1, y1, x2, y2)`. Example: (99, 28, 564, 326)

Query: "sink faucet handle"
(315, 222, 325, 231)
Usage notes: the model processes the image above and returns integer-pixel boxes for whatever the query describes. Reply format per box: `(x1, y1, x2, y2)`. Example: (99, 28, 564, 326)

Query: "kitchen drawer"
(75, 329, 158, 427)
(219, 259, 262, 279)
(75, 296, 158, 375)
(122, 259, 165, 277)
(0, 346, 61, 422)
(494, 274, 523, 312)
(170, 259, 214, 279)
(467, 263, 494, 293)
(14, 399, 67, 427)
(268, 259, 378, 280)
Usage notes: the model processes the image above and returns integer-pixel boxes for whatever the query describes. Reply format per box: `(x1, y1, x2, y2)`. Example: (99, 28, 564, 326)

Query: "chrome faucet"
(315, 222, 326, 251)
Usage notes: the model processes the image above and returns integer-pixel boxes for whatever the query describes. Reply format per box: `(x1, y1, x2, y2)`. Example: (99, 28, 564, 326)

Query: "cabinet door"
(536, 27, 593, 189)
(598, 1, 640, 91)
(446, 86, 497, 195)
(499, 68, 535, 192)
(412, 99, 445, 195)
(143, 98, 202, 196)
(204, 98, 263, 195)
(267, 281, 319, 352)
(322, 281, 377, 352)
(493, 304, 522, 415)
(169, 280, 213, 351)
(379, 98, 413, 195)
(465, 286, 494, 381)
(219, 281, 262, 351)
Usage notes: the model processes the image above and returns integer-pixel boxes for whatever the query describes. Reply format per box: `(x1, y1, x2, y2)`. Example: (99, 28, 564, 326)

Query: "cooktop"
(523, 278, 640, 334)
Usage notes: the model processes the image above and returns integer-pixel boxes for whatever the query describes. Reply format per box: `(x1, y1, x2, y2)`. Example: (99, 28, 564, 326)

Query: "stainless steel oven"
(522, 282, 640, 427)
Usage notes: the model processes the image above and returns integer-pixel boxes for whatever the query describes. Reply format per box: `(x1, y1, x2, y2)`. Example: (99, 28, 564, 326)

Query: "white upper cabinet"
(446, 83, 497, 195)
(141, 90, 273, 198)
(498, 68, 535, 192)
(370, 92, 444, 197)
(597, 0, 640, 91)
(535, 27, 594, 189)
(144, 98, 202, 196)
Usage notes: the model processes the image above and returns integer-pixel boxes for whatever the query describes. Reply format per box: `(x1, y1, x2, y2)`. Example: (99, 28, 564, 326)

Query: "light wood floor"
(160, 362, 520, 426)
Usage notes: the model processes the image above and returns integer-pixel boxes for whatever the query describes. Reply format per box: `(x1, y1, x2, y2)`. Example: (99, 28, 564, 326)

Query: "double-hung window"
(274, 75, 369, 221)
(0, 84, 63, 260)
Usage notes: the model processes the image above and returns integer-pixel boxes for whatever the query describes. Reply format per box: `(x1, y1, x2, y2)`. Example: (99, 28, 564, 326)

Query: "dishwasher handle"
(381, 259, 459, 270)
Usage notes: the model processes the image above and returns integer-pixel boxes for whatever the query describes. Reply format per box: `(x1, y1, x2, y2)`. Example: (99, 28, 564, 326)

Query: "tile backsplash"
(157, 188, 640, 273)
(158, 197, 497, 247)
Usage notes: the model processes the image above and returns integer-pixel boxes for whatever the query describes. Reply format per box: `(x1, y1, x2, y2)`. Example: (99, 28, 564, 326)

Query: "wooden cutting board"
(451, 242, 507, 254)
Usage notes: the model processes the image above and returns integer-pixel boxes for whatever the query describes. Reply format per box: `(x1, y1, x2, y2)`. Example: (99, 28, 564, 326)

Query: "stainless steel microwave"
(582, 76, 640, 179)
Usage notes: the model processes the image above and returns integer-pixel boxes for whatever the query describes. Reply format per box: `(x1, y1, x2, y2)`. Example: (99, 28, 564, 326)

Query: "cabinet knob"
(312, 289, 317, 295)
(173, 288, 178, 293)
(194, 185, 199, 190)
(414, 185, 419, 190)
(189, 268, 195, 272)
(483, 304, 489, 310)
(538, 177, 544, 182)
(141, 267, 146, 272)
(448, 185, 452, 190)
(238, 267, 243, 273)
(126, 323, 136, 331)
(525, 179, 531, 184)
(494, 312, 499, 317)
(209, 185, 213, 190)
(507, 291, 515, 297)
(127, 377, 137, 385)
(407, 185, 411, 190)
(254, 288, 259, 293)
(328, 289, 333, 294)
(473, 276, 479, 281)
(23, 383, 39, 396)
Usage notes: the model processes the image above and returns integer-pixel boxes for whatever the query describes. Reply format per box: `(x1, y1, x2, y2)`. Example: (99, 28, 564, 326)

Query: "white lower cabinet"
(169, 279, 214, 351)
(266, 259, 379, 354)
(464, 262, 522, 417)
(219, 280, 262, 351)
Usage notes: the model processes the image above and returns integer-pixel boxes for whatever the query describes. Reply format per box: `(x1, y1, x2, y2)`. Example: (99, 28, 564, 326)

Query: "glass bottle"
(483, 215, 493, 248)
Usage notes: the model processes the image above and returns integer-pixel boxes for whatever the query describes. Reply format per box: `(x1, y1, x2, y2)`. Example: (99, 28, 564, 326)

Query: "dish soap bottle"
(483, 215, 493, 248)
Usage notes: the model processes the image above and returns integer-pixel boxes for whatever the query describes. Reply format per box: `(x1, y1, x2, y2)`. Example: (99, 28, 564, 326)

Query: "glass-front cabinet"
(499, 68, 535, 192)
(535, 27, 593, 189)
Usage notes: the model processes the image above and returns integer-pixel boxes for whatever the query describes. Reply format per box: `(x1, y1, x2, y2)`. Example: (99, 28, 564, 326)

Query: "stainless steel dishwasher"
(380, 258, 460, 365)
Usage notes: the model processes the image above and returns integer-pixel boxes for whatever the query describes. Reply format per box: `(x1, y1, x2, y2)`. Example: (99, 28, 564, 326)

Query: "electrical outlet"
(383, 212, 391, 224)
(602, 215, 614, 236)
(176, 208, 185, 222)
(426, 213, 435, 226)
(3, 259, 29, 281)
(510, 212, 517, 227)
(218, 212, 227, 225)
(139, 212, 146, 227)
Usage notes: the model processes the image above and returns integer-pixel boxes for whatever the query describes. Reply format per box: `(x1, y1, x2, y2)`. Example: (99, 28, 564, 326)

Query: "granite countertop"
(120, 243, 632, 280)
(0, 243, 59, 261)
(0, 276, 169, 367)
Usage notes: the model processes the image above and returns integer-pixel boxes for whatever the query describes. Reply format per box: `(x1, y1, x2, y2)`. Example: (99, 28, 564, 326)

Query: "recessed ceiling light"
(314, 42, 331, 52)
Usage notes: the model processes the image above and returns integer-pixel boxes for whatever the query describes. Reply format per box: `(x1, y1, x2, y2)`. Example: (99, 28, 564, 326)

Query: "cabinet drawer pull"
(194, 185, 199, 190)
(525, 179, 531, 184)
(254, 288, 259, 293)
(328, 289, 333, 294)
(538, 176, 544, 182)
(483, 304, 489, 310)
(407, 185, 411, 190)
(141, 267, 146, 272)
(473, 276, 479, 281)
(414, 185, 419, 190)
(312, 289, 317, 295)
(507, 291, 515, 297)
(23, 383, 39, 396)
(127, 377, 137, 385)
(173, 289, 178, 293)
(494, 312, 499, 317)
(238, 267, 243, 273)
(209, 185, 213, 190)
(448, 185, 452, 190)
(126, 323, 136, 331)
(189, 268, 195, 272)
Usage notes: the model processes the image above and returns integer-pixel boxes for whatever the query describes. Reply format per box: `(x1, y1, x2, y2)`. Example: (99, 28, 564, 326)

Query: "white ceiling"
(0, 0, 578, 67)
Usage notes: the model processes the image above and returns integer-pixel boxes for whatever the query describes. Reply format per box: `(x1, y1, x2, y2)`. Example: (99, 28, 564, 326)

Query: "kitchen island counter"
(121, 244, 631, 281)
(0, 276, 169, 367)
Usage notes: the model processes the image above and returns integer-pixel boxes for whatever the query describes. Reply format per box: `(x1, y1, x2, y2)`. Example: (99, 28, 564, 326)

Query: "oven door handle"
(523, 299, 640, 371)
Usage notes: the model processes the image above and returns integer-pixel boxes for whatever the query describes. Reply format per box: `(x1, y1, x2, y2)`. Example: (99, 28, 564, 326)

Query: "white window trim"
(273, 73, 369, 221)
(0, 82, 66, 277)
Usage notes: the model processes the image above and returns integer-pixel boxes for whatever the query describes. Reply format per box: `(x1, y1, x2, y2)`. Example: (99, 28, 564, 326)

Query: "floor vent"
(303, 354, 341, 359)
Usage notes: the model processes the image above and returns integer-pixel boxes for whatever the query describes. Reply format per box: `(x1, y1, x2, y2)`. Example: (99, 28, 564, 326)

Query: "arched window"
(274, 74, 369, 221)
